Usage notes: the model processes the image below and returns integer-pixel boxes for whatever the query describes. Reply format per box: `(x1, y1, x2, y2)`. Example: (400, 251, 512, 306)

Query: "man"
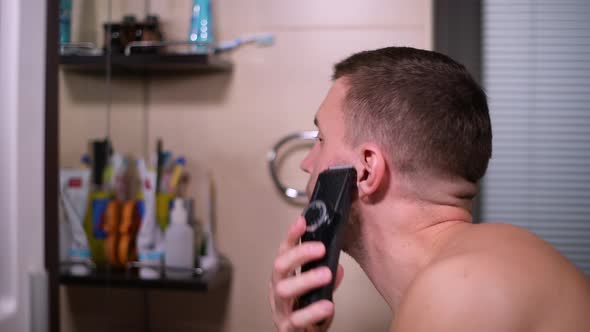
(269, 47, 590, 332)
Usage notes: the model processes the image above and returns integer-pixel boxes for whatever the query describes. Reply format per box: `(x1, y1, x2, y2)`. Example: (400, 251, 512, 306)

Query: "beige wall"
(59, 1, 432, 331)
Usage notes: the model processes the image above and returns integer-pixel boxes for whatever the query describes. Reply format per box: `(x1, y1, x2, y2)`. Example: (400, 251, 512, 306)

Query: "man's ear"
(355, 143, 387, 200)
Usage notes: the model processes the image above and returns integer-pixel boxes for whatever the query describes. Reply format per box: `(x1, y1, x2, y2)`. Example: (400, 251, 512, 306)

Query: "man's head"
(302, 47, 491, 206)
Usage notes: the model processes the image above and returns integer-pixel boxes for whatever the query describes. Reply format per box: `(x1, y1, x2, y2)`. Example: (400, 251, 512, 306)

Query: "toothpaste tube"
(59, 169, 92, 275)
(136, 159, 164, 279)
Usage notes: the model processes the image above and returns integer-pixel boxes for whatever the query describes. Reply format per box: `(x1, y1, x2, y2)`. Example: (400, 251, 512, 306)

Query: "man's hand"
(270, 216, 344, 332)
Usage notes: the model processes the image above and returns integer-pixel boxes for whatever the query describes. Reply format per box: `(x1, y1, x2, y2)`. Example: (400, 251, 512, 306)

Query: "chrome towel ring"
(267, 131, 318, 201)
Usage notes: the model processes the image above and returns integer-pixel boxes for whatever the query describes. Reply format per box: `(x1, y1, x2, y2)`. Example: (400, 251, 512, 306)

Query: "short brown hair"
(333, 47, 492, 183)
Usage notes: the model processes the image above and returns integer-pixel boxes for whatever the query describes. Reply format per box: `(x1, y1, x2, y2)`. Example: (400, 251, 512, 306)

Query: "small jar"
(136, 15, 163, 54)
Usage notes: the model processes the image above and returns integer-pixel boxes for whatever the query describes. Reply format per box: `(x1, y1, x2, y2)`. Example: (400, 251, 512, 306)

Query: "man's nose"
(300, 145, 315, 174)
(300, 152, 311, 174)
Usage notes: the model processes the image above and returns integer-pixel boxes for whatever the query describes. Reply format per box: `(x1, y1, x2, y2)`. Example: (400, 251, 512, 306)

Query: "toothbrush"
(215, 33, 275, 54)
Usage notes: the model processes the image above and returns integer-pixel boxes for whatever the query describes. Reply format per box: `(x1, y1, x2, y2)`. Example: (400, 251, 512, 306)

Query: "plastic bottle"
(189, 0, 214, 53)
(137, 159, 163, 279)
(165, 198, 194, 279)
(59, 0, 72, 44)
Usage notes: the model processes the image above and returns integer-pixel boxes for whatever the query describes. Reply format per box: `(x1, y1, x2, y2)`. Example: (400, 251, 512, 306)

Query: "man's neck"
(349, 199, 472, 311)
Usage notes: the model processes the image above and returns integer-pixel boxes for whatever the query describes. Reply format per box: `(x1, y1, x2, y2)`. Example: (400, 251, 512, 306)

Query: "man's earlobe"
(356, 144, 386, 200)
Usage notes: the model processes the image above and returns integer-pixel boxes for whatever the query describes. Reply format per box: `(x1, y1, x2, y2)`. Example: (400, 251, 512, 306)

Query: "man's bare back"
(393, 223, 590, 332)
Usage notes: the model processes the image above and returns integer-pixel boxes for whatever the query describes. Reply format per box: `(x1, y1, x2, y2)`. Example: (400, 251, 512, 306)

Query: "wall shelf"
(59, 53, 233, 75)
(60, 257, 232, 292)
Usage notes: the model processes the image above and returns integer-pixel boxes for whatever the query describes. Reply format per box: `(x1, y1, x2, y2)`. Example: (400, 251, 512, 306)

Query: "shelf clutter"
(60, 8, 233, 75)
(58, 6, 273, 75)
(60, 138, 227, 291)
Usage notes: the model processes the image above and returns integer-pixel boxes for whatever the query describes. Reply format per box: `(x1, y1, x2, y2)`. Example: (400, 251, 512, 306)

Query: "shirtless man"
(269, 47, 590, 332)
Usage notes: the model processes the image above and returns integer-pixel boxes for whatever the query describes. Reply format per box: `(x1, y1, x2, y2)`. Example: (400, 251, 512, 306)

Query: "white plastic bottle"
(165, 198, 195, 279)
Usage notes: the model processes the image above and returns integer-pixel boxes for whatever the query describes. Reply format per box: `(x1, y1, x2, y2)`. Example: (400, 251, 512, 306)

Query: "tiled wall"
(59, 1, 431, 331)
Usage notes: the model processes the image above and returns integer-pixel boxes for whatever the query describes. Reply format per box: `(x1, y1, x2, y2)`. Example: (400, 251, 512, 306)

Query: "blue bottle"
(59, 0, 72, 44)
(189, 0, 214, 53)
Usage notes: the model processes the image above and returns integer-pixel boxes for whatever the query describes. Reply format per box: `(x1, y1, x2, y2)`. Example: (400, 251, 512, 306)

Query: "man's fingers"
(275, 267, 332, 299)
(287, 300, 334, 330)
(334, 264, 344, 290)
(273, 241, 325, 281)
(278, 217, 307, 254)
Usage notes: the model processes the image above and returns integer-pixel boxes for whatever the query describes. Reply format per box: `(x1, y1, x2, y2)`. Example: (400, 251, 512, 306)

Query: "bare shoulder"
(391, 223, 590, 332)
(391, 251, 525, 332)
